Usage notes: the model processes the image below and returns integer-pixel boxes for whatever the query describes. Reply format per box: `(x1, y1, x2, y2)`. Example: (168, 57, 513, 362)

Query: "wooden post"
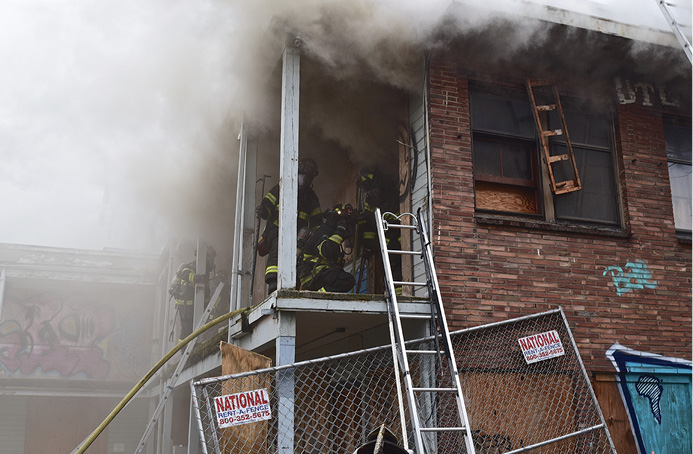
(230, 124, 258, 312)
(230, 124, 247, 311)
(276, 312, 296, 454)
(241, 138, 258, 307)
(194, 239, 207, 326)
(277, 42, 301, 291)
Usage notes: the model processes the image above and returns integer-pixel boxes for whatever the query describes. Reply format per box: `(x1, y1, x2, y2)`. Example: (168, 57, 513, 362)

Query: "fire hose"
(73, 305, 252, 454)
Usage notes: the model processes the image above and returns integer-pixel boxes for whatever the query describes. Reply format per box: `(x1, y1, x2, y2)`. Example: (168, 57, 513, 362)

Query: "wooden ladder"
(526, 79, 582, 195)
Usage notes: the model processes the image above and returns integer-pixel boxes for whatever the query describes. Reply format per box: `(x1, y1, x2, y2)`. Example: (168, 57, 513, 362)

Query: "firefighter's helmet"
(333, 203, 353, 217)
(356, 167, 378, 191)
(298, 158, 319, 178)
(353, 425, 408, 454)
(193, 246, 217, 270)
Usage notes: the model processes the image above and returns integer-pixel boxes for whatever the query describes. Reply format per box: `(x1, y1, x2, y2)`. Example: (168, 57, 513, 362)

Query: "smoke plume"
(1, 0, 688, 256)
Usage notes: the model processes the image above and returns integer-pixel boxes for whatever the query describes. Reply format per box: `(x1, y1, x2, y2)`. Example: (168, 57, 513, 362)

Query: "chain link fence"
(192, 308, 614, 453)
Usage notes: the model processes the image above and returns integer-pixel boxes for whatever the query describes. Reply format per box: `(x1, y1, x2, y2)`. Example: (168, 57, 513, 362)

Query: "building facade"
(425, 51, 691, 453)
(0, 243, 166, 454)
(213, 3, 692, 453)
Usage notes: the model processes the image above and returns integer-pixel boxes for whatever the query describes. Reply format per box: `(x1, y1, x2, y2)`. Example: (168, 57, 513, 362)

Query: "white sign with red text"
(214, 388, 271, 428)
(518, 330, 565, 364)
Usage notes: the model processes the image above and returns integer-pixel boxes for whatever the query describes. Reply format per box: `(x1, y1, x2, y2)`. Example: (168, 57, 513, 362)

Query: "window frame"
(470, 91, 544, 217)
(472, 131, 541, 188)
(470, 83, 624, 229)
(547, 111, 622, 227)
(663, 116, 692, 234)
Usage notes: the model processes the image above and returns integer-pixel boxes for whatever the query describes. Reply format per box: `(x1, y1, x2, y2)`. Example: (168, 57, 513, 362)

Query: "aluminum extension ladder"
(655, 0, 692, 63)
(375, 208, 475, 454)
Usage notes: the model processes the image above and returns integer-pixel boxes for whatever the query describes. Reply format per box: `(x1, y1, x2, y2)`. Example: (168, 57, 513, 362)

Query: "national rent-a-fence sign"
(214, 389, 272, 428)
(518, 330, 565, 364)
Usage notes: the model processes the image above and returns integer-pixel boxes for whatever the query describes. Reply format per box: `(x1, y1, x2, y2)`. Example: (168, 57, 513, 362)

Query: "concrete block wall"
(427, 56, 691, 373)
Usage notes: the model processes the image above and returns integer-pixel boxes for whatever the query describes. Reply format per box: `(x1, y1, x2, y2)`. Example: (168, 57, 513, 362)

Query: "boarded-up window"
(471, 93, 541, 214)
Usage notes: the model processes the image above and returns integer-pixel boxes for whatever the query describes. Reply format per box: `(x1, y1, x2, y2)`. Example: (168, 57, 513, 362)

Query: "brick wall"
(428, 56, 692, 373)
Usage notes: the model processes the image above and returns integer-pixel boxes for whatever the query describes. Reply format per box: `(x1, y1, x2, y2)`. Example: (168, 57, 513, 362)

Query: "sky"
(0, 0, 688, 254)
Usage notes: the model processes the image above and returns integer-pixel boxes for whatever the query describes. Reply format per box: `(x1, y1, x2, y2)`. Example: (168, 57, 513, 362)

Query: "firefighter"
(299, 203, 356, 293)
(169, 247, 216, 342)
(256, 158, 322, 293)
(355, 167, 402, 292)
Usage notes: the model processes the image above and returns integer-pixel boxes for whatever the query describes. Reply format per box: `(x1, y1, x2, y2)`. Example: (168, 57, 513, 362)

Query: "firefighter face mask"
(298, 174, 313, 189)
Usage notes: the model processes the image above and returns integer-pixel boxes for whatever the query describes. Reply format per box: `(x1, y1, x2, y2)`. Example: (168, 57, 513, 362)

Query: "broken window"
(471, 84, 620, 226)
(471, 92, 541, 215)
(664, 118, 692, 232)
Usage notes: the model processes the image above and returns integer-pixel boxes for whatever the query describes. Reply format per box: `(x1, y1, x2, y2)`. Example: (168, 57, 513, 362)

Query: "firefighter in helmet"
(256, 158, 322, 293)
(169, 246, 216, 342)
(355, 167, 403, 291)
(299, 203, 356, 293)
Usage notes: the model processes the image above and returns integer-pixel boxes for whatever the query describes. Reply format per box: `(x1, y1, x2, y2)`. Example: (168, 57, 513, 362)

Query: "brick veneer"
(428, 57, 692, 373)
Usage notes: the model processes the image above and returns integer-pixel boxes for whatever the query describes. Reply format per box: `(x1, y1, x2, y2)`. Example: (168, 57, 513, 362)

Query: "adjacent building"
(0, 243, 165, 453)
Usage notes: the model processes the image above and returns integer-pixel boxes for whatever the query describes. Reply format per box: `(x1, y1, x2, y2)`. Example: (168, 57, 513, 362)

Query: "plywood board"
(219, 342, 272, 454)
(475, 182, 537, 214)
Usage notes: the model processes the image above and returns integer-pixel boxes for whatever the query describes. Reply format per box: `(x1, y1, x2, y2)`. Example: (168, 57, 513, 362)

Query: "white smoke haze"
(1, 0, 688, 254)
(0, 0, 240, 252)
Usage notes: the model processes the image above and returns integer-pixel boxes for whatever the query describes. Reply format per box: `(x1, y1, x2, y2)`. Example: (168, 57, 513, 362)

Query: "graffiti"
(614, 77, 680, 107)
(607, 344, 692, 454)
(111, 313, 150, 377)
(636, 375, 663, 424)
(472, 429, 514, 452)
(603, 260, 658, 296)
(0, 295, 115, 379)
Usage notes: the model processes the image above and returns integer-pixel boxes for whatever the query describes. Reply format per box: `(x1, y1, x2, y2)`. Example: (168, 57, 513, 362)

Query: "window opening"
(664, 119, 692, 232)
(471, 82, 621, 227)
(550, 110, 620, 226)
(471, 92, 541, 215)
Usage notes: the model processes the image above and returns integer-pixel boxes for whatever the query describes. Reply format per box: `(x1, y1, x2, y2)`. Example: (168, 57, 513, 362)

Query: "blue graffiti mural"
(603, 260, 658, 296)
(607, 344, 692, 454)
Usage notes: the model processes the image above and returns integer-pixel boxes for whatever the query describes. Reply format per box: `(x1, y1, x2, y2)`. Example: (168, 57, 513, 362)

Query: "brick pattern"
(428, 57, 692, 373)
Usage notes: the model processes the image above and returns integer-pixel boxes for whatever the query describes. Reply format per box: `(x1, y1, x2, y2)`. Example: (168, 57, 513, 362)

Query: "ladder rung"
(542, 129, 563, 137)
(527, 78, 551, 86)
(413, 387, 457, 393)
(419, 427, 468, 433)
(536, 104, 556, 111)
(406, 349, 444, 355)
(393, 280, 427, 286)
(400, 313, 434, 320)
(385, 223, 417, 230)
(388, 249, 421, 256)
(555, 180, 580, 193)
(548, 154, 570, 163)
